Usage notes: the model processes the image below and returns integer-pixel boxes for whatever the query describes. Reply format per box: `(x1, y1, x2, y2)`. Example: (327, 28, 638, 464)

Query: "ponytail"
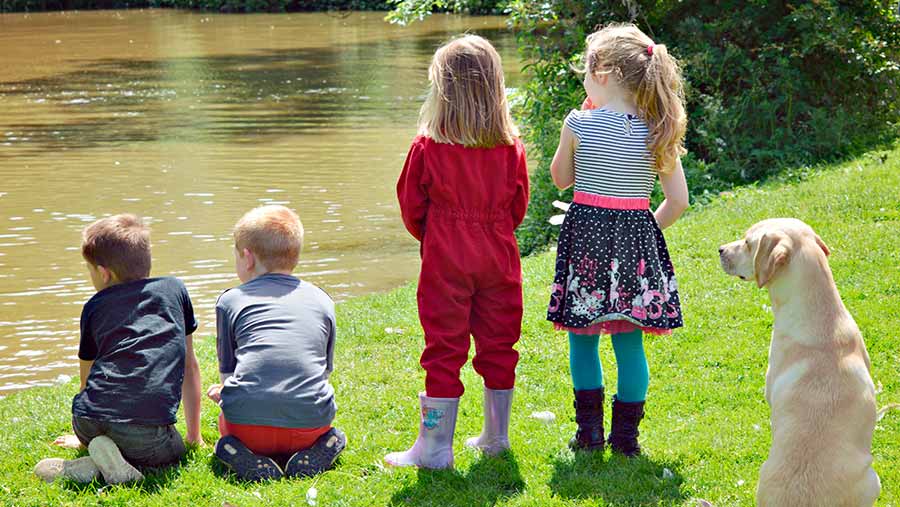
(583, 24, 687, 173)
(635, 43, 687, 174)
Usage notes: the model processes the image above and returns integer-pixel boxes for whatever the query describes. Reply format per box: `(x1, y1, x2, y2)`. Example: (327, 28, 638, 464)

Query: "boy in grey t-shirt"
(207, 205, 346, 481)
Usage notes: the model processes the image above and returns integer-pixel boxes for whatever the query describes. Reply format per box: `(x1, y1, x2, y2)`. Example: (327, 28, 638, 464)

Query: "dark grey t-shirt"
(216, 273, 336, 428)
(73, 277, 197, 425)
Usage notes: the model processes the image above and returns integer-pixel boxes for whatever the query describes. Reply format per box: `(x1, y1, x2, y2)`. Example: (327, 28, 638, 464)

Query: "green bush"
(383, 0, 503, 23)
(505, 0, 900, 254)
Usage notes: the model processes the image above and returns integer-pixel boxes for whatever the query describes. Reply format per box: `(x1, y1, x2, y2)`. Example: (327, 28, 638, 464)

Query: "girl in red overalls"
(384, 34, 529, 469)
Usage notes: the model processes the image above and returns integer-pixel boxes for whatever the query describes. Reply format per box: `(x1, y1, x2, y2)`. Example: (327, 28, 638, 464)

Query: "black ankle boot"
(607, 395, 645, 457)
(568, 388, 605, 451)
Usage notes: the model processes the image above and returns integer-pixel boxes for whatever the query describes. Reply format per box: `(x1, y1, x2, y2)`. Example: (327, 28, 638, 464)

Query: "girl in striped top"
(546, 23, 690, 457)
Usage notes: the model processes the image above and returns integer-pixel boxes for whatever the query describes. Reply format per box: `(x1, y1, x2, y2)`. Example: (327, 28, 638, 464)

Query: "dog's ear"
(754, 231, 791, 288)
(814, 234, 831, 257)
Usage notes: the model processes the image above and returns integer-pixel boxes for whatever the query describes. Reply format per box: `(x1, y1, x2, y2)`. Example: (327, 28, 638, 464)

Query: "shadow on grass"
(549, 450, 686, 507)
(59, 444, 203, 495)
(389, 451, 526, 507)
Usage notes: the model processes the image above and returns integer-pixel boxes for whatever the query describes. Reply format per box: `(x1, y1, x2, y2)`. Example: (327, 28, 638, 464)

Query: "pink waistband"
(573, 192, 649, 210)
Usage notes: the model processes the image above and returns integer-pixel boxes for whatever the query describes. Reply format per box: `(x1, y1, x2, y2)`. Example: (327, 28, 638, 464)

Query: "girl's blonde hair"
(419, 34, 518, 148)
(582, 23, 687, 173)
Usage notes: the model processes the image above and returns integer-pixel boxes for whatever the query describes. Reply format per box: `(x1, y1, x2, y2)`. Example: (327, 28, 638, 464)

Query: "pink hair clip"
(647, 43, 655, 56)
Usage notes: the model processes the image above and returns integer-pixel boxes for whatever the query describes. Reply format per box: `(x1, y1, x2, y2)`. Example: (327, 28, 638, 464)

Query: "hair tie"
(647, 43, 655, 56)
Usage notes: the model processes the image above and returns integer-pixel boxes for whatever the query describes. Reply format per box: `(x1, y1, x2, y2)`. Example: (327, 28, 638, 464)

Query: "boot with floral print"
(384, 392, 458, 469)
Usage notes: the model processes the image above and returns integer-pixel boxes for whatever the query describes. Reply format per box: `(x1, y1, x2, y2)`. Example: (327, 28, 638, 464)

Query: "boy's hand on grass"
(206, 383, 223, 403)
(185, 432, 205, 447)
(53, 434, 84, 449)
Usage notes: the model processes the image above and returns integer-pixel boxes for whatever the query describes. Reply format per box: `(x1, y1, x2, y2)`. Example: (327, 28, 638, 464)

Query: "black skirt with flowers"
(546, 201, 683, 335)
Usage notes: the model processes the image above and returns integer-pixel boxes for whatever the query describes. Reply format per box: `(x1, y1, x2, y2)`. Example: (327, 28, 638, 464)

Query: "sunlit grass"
(1, 146, 897, 506)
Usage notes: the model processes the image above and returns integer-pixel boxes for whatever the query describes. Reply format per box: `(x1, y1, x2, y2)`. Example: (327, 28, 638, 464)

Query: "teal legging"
(568, 329, 649, 402)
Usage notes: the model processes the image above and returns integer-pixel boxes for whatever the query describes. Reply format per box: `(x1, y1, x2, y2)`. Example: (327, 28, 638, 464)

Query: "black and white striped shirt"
(565, 109, 656, 199)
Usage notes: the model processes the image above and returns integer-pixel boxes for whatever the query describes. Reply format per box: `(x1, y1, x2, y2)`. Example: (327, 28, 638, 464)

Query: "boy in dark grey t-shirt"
(34, 215, 203, 485)
(207, 205, 345, 481)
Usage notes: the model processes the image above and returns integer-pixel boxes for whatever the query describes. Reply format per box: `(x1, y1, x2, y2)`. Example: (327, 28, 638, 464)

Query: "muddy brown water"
(0, 9, 522, 394)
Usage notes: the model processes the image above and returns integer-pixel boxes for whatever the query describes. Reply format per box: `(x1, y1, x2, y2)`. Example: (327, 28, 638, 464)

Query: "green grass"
(1, 146, 898, 506)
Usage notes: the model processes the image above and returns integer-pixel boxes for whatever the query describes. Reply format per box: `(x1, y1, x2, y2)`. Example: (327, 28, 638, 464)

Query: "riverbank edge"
(0, 144, 898, 506)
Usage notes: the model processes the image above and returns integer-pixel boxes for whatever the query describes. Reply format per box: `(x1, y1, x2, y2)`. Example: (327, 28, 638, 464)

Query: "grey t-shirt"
(216, 273, 336, 428)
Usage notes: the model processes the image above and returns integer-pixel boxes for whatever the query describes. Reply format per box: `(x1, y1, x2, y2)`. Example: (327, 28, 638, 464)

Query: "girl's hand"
(53, 434, 84, 449)
(582, 97, 597, 110)
(654, 158, 690, 229)
(206, 383, 223, 403)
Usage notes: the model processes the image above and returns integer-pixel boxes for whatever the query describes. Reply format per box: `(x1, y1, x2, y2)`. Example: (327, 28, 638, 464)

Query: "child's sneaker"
(284, 427, 346, 478)
(87, 436, 144, 484)
(215, 435, 283, 482)
(34, 456, 100, 483)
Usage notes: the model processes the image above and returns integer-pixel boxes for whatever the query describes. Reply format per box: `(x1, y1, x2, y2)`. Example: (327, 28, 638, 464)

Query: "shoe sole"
(88, 436, 144, 484)
(215, 436, 283, 482)
(285, 428, 346, 478)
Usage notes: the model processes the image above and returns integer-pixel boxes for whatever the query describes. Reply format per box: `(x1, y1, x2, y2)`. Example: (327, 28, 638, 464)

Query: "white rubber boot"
(34, 456, 100, 483)
(465, 387, 513, 456)
(88, 435, 144, 484)
(384, 392, 458, 469)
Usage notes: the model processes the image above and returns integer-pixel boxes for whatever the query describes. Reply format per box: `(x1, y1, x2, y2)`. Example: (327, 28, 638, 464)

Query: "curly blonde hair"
(418, 34, 518, 148)
(581, 23, 687, 173)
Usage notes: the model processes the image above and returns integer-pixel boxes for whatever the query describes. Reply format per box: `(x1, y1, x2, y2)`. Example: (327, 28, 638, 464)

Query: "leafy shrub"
(383, 0, 502, 23)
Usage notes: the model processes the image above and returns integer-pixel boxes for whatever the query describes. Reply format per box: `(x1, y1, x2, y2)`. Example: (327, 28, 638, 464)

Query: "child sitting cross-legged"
(207, 205, 346, 481)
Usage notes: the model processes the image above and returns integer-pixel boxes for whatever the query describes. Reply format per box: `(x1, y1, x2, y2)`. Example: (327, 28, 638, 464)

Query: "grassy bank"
(1, 145, 898, 506)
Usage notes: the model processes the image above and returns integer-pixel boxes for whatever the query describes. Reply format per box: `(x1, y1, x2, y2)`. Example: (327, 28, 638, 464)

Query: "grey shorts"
(73, 416, 186, 469)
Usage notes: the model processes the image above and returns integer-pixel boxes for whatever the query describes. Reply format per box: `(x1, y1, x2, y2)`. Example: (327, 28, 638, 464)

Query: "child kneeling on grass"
(207, 205, 346, 481)
(35, 214, 203, 484)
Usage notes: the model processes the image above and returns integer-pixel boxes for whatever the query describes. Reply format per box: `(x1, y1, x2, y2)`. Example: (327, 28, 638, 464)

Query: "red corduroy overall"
(397, 135, 530, 398)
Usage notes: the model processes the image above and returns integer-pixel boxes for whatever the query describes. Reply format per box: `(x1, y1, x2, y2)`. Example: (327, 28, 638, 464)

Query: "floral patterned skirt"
(546, 201, 683, 335)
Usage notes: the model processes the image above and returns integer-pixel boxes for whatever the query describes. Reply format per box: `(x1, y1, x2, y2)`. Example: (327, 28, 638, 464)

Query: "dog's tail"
(877, 403, 900, 422)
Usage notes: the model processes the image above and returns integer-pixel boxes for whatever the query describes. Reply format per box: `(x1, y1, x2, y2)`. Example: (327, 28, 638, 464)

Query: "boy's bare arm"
(79, 359, 93, 390)
(182, 334, 203, 446)
(53, 360, 95, 449)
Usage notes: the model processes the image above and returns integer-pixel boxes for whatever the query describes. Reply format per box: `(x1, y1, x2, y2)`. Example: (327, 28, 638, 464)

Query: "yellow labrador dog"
(719, 218, 880, 507)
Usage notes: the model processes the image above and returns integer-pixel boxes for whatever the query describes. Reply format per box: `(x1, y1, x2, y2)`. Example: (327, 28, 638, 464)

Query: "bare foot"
(53, 434, 84, 449)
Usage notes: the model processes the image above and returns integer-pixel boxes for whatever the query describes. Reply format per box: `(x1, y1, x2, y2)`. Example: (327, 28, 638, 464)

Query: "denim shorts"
(73, 416, 186, 469)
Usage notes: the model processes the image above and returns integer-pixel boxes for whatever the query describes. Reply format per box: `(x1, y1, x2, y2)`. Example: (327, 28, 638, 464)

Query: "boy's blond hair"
(81, 214, 152, 282)
(580, 23, 687, 174)
(234, 205, 303, 272)
(418, 34, 518, 148)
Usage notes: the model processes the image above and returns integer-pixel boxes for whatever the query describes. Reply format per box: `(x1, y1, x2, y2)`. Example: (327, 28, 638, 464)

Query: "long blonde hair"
(419, 34, 518, 148)
(582, 23, 687, 173)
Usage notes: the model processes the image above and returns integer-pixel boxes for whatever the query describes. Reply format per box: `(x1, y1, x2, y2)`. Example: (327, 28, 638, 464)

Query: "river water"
(0, 9, 522, 393)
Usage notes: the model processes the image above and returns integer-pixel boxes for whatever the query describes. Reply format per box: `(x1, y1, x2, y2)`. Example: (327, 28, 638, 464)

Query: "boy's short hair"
(234, 205, 303, 272)
(82, 214, 152, 282)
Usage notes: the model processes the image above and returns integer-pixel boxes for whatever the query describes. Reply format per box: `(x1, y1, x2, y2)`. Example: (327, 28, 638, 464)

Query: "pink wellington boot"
(384, 392, 459, 469)
(465, 387, 513, 456)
